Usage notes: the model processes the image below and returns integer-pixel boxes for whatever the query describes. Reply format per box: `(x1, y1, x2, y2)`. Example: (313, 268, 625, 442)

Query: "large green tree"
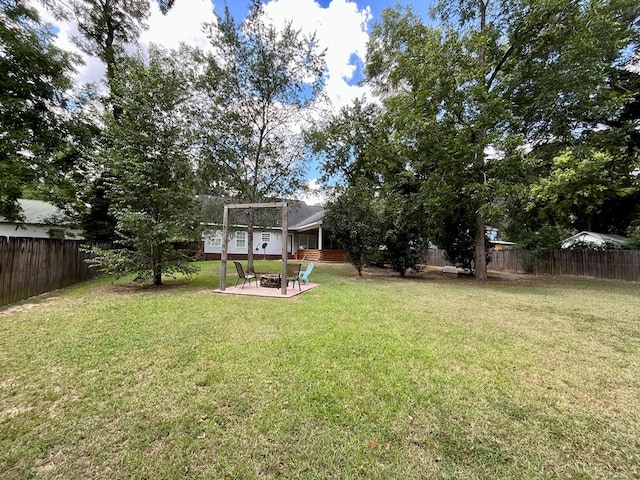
(89, 47, 200, 285)
(196, 0, 326, 273)
(308, 99, 429, 276)
(511, 66, 640, 240)
(324, 180, 383, 276)
(365, 0, 638, 278)
(378, 188, 430, 277)
(45, 0, 177, 92)
(0, 0, 77, 221)
(526, 147, 640, 233)
(40, 0, 179, 241)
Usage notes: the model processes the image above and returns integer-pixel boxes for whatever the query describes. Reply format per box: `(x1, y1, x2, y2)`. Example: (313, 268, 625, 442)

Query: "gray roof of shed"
(562, 231, 630, 246)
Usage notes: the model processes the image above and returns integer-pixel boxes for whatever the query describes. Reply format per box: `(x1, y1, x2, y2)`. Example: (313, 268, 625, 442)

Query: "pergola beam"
(219, 202, 289, 295)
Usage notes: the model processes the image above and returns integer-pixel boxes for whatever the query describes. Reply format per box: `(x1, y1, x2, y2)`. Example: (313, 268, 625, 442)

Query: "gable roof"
(288, 202, 324, 229)
(0, 199, 64, 225)
(561, 231, 630, 248)
(199, 196, 324, 231)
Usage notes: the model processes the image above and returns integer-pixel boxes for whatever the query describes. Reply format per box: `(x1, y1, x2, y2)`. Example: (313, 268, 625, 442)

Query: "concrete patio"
(213, 282, 319, 298)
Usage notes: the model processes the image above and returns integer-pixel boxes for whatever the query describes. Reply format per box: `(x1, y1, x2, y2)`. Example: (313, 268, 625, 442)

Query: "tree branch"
(487, 42, 516, 91)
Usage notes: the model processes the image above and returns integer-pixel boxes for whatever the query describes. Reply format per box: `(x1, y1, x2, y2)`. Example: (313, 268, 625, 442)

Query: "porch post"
(318, 225, 323, 249)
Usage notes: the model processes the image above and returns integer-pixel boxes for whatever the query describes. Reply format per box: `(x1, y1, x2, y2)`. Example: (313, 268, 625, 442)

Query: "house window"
(261, 232, 271, 244)
(208, 232, 222, 248)
(236, 231, 247, 248)
(299, 234, 318, 249)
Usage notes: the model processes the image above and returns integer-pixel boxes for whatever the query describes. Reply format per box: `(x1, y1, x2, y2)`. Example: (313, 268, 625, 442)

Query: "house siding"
(203, 229, 294, 259)
(0, 224, 83, 239)
(0, 199, 83, 240)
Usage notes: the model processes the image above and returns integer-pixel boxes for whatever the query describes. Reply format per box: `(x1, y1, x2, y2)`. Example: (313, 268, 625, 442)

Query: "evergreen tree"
(88, 48, 200, 285)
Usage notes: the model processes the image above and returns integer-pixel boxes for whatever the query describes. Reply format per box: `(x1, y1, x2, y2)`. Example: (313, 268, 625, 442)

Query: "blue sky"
(226, 1, 428, 22)
(35, 0, 431, 203)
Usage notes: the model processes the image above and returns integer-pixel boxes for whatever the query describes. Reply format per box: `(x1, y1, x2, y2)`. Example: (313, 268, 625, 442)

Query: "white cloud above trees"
(33, 0, 373, 205)
(34, 0, 373, 110)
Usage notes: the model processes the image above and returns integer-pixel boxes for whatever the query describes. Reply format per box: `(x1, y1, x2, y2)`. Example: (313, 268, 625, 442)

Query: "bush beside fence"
(0, 237, 106, 307)
(425, 248, 640, 282)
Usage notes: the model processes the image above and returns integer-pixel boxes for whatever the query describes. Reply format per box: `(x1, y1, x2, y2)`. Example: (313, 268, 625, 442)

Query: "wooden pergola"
(219, 202, 290, 294)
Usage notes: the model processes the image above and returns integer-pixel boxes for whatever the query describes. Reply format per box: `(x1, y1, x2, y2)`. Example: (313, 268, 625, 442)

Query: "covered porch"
(293, 221, 346, 262)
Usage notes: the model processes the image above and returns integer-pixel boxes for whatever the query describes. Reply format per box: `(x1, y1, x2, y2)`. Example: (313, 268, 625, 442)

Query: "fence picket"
(425, 248, 640, 282)
(0, 238, 105, 307)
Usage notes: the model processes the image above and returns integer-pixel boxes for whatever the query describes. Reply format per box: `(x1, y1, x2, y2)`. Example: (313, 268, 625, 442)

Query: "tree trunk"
(153, 247, 163, 285)
(474, 209, 487, 280)
(474, 0, 489, 281)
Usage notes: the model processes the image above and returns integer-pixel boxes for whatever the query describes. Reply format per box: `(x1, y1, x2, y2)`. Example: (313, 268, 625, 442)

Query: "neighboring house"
(485, 226, 516, 250)
(0, 199, 83, 239)
(201, 199, 346, 261)
(561, 231, 630, 249)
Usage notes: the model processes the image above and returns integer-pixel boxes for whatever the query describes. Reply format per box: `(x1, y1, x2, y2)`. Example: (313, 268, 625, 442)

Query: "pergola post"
(220, 205, 230, 290)
(281, 202, 288, 295)
(218, 202, 289, 293)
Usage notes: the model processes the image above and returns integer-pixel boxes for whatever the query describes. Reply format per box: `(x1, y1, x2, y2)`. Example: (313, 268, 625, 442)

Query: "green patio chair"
(299, 262, 314, 284)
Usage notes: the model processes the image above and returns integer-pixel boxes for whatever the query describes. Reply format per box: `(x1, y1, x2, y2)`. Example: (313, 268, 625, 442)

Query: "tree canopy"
(5, 0, 640, 284)
(312, 0, 640, 278)
(196, 0, 327, 272)
(0, 0, 77, 221)
(88, 47, 201, 285)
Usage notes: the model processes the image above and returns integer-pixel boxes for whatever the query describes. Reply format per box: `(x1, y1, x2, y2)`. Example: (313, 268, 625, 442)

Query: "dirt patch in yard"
(0, 296, 62, 317)
(105, 282, 189, 295)
(360, 265, 543, 286)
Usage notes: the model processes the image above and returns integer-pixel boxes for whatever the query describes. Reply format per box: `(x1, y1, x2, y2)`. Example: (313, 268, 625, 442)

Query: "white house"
(561, 231, 629, 249)
(201, 200, 345, 262)
(0, 199, 83, 239)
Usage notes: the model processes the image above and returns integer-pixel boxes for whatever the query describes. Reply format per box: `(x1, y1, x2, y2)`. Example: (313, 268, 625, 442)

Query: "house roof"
(289, 205, 324, 230)
(0, 199, 64, 225)
(562, 231, 630, 247)
(199, 196, 324, 231)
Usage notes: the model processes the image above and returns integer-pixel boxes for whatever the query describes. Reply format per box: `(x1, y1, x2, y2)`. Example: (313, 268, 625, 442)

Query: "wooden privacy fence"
(425, 248, 640, 282)
(0, 237, 105, 307)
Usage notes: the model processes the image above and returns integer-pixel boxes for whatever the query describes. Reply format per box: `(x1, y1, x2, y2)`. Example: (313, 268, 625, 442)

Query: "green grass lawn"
(1, 261, 639, 479)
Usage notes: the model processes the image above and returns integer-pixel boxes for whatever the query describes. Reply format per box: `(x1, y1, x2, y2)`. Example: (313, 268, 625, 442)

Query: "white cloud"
(298, 178, 328, 206)
(140, 0, 216, 53)
(33, 0, 371, 110)
(31, 1, 106, 85)
(262, 0, 372, 110)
